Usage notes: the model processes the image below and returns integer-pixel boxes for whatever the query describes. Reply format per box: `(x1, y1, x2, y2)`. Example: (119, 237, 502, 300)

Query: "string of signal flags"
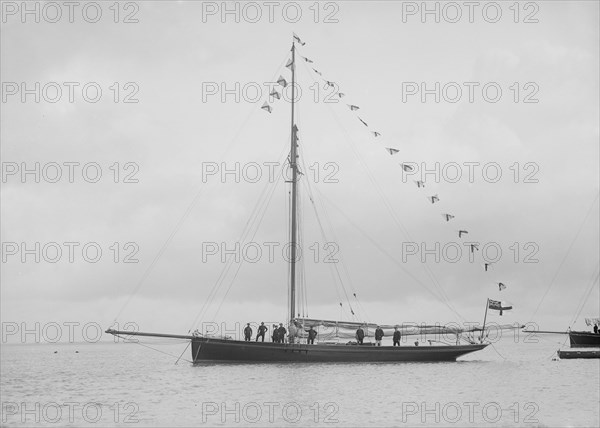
(260, 33, 512, 313)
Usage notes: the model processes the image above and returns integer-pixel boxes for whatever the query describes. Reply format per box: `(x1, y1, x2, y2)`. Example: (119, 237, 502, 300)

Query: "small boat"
(557, 349, 600, 359)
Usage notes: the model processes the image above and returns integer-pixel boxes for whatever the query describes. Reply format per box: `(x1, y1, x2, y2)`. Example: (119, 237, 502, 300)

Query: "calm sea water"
(1, 335, 598, 427)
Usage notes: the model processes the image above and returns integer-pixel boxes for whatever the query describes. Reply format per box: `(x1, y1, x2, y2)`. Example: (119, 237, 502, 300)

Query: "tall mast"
(289, 40, 298, 322)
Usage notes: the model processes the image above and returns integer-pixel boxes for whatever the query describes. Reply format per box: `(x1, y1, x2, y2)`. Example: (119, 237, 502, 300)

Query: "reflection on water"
(1, 336, 598, 427)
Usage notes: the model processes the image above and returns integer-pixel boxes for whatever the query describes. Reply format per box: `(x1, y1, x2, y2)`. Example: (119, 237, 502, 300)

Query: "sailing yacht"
(558, 317, 600, 359)
(107, 36, 490, 362)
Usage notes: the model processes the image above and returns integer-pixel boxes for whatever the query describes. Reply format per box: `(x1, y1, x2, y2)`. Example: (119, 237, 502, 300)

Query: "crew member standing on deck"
(356, 326, 365, 345)
(393, 326, 401, 346)
(278, 323, 287, 343)
(288, 323, 297, 344)
(256, 322, 268, 342)
(594, 324, 599, 334)
(243, 323, 252, 341)
(307, 326, 318, 344)
(375, 325, 384, 346)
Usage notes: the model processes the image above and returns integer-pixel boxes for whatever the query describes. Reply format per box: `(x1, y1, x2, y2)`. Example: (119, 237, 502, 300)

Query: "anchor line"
(175, 342, 191, 365)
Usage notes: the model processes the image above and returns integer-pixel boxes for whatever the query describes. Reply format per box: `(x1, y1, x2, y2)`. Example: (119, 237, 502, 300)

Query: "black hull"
(190, 338, 487, 363)
(558, 349, 600, 359)
(568, 331, 600, 348)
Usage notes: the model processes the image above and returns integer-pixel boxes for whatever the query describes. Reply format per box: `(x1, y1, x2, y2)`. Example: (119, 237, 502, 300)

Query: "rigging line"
(213, 171, 279, 321)
(212, 190, 282, 323)
(298, 149, 362, 317)
(300, 61, 462, 322)
(313, 181, 441, 303)
(309, 175, 366, 321)
(191, 178, 276, 329)
(115, 50, 293, 324)
(304, 56, 465, 317)
(570, 266, 600, 327)
(334, 112, 461, 319)
(295, 145, 362, 321)
(287, 156, 294, 320)
(292, 103, 309, 319)
(571, 262, 600, 325)
(211, 165, 285, 321)
(298, 192, 308, 318)
(353, 293, 371, 324)
(189, 142, 291, 330)
(301, 198, 308, 317)
(529, 192, 599, 322)
(189, 162, 277, 329)
(113, 104, 265, 323)
(301, 180, 356, 317)
(112, 334, 194, 364)
(297, 181, 308, 318)
(190, 253, 237, 331)
(549, 332, 572, 359)
(316, 186, 468, 321)
(195, 166, 272, 321)
(299, 183, 346, 314)
(296, 181, 302, 317)
(202, 47, 296, 326)
(488, 342, 507, 361)
(208, 160, 282, 322)
(286, 173, 292, 322)
(175, 341, 191, 365)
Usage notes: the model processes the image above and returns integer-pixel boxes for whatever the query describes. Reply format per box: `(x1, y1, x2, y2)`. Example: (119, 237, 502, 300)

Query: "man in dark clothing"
(243, 323, 252, 341)
(356, 326, 365, 345)
(271, 324, 279, 343)
(256, 322, 268, 342)
(594, 324, 599, 334)
(375, 326, 384, 346)
(278, 323, 287, 343)
(307, 326, 317, 344)
(393, 326, 401, 346)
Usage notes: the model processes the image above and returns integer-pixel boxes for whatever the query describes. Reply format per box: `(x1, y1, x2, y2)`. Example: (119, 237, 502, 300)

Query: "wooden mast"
(480, 298, 490, 342)
(289, 39, 298, 322)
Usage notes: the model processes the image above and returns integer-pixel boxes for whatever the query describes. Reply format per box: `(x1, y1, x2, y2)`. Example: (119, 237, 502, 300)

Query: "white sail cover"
(585, 317, 600, 326)
(291, 318, 516, 341)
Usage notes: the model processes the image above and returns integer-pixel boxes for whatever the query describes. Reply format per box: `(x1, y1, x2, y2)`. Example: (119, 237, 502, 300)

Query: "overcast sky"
(1, 1, 598, 341)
